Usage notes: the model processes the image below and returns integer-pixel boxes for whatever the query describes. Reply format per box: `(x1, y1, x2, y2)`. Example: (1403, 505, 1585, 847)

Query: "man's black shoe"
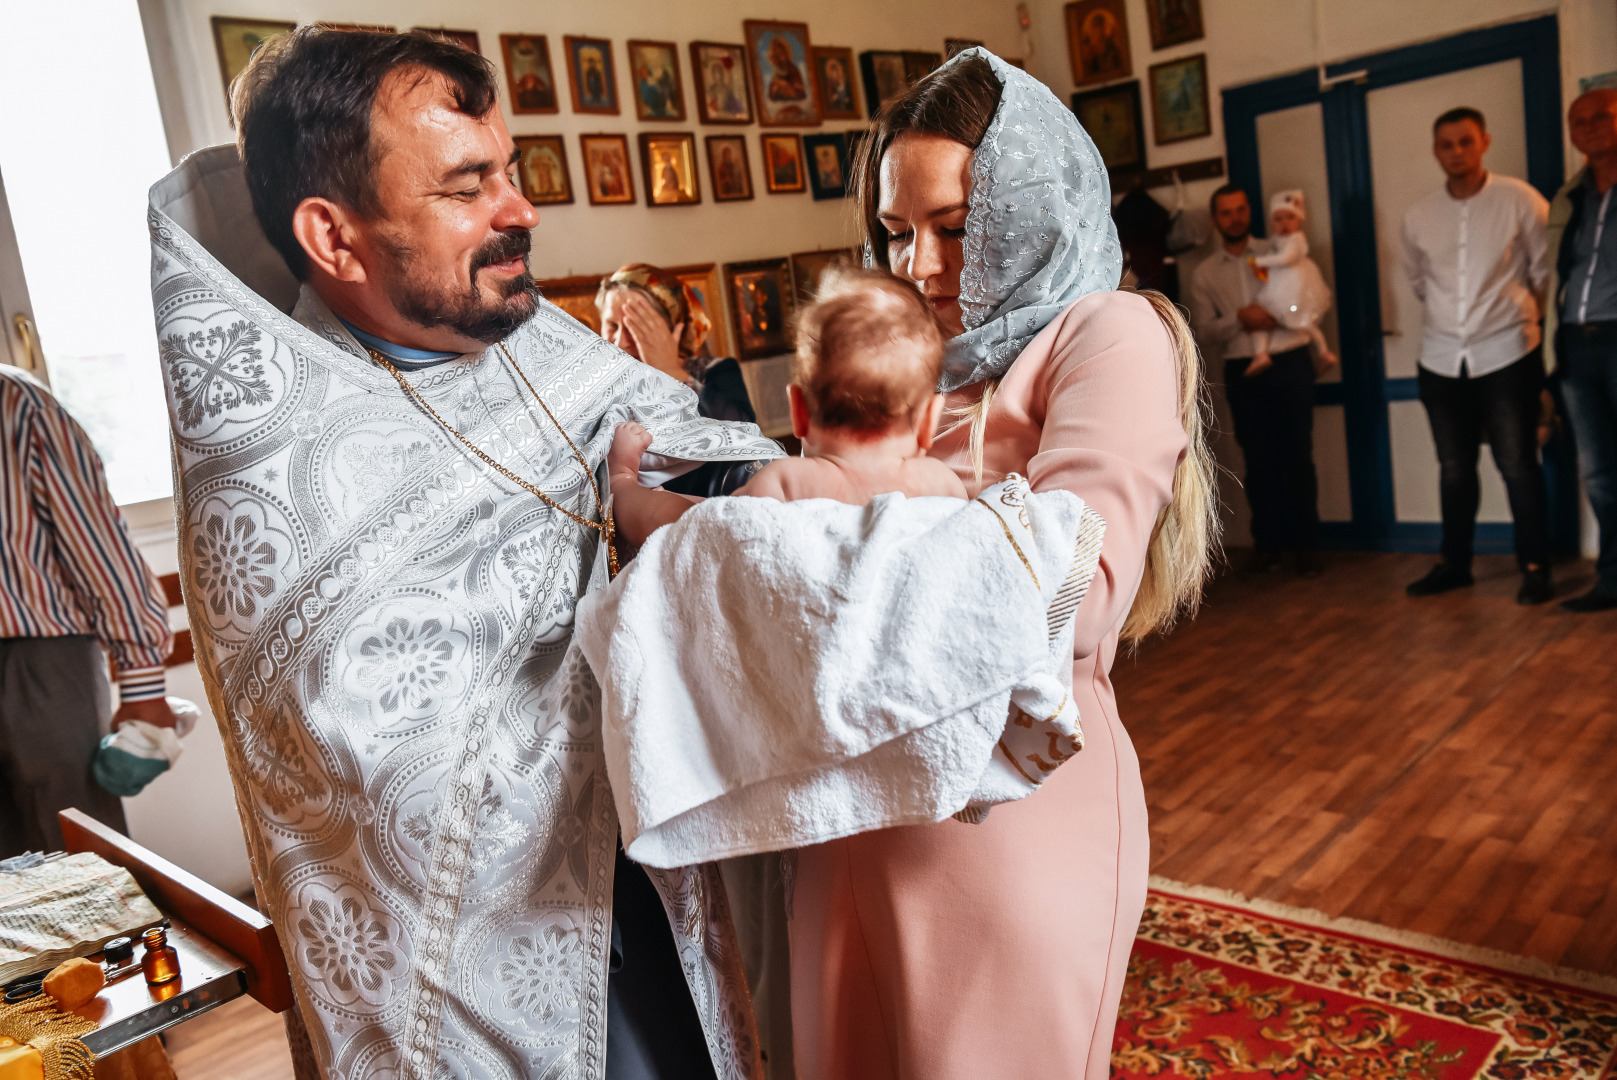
(1560, 588, 1617, 613)
(1406, 563, 1473, 597)
(1516, 567, 1552, 606)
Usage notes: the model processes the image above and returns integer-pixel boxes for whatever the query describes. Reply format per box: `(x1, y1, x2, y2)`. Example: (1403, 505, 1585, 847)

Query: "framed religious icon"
(1070, 81, 1146, 174)
(724, 258, 797, 360)
(812, 47, 861, 121)
(760, 134, 806, 194)
(579, 134, 636, 205)
(802, 133, 848, 201)
(790, 248, 857, 306)
(705, 135, 754, 202)
(1145, 0, 1204, 49)
(514, 136, 573, 205)
(414, 27, 480, 54)
(210, 17, 296, 107)
(565, 36, 619, 115)
(1148, 53, 1210, 144)
(501, 35, 558, 114)
(689, 42, 754, 124)
(859, 51, 909, 119)
(1065, 0, 1132, 87)
(903, 51, 943, 85)
(627, 40, 686, 121)
(744, 20, 820, 126)
(638, 132, 700, 206)
(945, 38, 984, 59)
(535, 274, 605, 333)
(668, 262, 731, 359)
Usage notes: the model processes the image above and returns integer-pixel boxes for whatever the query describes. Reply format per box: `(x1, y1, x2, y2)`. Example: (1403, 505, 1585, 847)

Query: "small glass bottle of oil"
(140, 925, 181, 986)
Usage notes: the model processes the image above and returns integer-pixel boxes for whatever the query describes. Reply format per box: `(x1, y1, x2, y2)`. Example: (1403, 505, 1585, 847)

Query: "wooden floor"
(1117, 550, 1617, 975)
(168, 551, 1617, 1073)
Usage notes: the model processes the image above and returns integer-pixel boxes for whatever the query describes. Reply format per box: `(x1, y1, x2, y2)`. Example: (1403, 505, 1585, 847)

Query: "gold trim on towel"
(976, 497, 1040, 589)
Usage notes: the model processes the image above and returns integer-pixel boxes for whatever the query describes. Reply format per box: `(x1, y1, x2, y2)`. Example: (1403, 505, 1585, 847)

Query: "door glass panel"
(1254, 102, 1351, 523)
(1368, 60, 1525, 524)
(0, 2, 174, 505)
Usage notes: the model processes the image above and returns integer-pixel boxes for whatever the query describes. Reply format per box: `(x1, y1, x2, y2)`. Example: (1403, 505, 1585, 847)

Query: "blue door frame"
(1221, 15, 1576, 554)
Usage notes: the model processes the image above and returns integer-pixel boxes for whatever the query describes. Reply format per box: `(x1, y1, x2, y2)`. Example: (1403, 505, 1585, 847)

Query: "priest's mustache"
(470, 230, 533, 282)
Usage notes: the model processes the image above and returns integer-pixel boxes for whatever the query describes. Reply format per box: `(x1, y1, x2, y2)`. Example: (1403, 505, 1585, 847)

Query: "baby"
(608, 266, 966, 547)
(1246, 190, 1338, 376)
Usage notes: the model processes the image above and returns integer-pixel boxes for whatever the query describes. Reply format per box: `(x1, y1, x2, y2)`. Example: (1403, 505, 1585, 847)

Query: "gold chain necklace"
(368, 341, 618, 577)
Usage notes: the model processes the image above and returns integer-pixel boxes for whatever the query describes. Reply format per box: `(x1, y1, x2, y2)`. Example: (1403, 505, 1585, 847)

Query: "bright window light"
(0, 1, 175, 505)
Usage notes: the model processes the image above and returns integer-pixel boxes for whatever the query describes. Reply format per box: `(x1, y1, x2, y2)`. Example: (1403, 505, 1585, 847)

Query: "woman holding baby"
(784, 49, 1219, 1079)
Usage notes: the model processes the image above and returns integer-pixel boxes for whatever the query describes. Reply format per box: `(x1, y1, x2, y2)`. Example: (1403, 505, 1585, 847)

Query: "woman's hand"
(619, 292, 687, 383)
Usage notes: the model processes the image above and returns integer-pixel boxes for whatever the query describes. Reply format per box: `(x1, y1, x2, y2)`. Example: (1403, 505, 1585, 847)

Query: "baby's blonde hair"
(793, 267, 944, 433)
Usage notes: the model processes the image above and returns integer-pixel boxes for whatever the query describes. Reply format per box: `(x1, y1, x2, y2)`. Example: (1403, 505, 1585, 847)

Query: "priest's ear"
(292, 197, 369, 284)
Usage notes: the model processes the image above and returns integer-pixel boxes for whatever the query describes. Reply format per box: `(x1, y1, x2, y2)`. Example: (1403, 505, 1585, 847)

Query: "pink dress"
(788, 291, 1186, 1079)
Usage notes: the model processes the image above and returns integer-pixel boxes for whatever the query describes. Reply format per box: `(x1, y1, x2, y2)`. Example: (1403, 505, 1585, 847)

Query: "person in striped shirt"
(0, 365, 173, 857)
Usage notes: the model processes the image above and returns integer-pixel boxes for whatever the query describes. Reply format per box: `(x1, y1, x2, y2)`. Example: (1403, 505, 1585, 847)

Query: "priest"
(148, 27, 777, 1080)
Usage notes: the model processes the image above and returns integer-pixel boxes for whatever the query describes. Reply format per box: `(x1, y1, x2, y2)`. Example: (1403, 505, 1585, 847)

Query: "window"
(0, 1, 176, 506)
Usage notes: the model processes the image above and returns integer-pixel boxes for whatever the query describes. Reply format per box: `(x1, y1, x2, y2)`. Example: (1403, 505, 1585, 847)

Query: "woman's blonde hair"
(954, 291, 1221, 642)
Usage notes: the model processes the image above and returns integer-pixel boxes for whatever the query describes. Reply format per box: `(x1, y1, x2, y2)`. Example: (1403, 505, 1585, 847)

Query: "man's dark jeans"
(1417, 349, 1549, 571)
(1225, 347, 1319, 552)
(1560, 321, 1617, 593)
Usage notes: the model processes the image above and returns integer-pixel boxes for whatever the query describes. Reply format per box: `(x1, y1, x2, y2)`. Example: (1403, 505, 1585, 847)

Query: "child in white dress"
(1246, 190, 1338, 376)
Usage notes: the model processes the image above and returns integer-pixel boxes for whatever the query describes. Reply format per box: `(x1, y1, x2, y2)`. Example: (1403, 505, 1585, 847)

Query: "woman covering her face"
(787, 49, 1219, 1080)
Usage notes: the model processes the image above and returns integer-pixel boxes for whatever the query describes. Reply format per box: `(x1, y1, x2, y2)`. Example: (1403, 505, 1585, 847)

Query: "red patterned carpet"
(1114, 883, 1617, 1079)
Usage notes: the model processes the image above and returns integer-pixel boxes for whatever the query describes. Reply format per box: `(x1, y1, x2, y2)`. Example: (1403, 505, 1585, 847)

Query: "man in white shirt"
(1402, 106, 1552, 604)
(1189, 184, 1323, 576)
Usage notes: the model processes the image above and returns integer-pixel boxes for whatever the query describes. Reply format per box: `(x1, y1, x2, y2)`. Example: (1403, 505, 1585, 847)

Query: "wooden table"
(52, 809, 295, 1057)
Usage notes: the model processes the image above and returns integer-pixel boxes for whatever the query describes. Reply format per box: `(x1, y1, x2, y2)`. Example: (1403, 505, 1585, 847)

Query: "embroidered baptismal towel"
(575, 475, 1105, 868)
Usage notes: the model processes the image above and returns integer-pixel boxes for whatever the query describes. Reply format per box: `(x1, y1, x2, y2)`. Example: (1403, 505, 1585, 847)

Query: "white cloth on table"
(1252, 232, 1333, 331)
(575, 475, 1106, 869)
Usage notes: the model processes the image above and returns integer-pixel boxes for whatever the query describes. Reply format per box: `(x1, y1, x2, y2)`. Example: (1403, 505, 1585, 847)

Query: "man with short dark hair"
(1549, 88, 1617, 612)
(148, 27, 776, 1080)
(1189, 184, 1323, 576)
(1402, 106, 1552, 604)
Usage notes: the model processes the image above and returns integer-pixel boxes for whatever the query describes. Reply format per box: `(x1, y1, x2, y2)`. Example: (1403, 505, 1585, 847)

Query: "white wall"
(151, 0, 1043, 279)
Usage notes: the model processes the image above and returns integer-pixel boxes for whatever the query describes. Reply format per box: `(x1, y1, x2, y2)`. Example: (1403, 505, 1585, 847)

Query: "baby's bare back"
(737, 454, 968, 504)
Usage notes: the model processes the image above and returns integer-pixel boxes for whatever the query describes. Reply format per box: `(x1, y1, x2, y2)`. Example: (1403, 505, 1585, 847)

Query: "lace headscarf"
(940, 48, 1122, 391)
(596, 263, 714, 361)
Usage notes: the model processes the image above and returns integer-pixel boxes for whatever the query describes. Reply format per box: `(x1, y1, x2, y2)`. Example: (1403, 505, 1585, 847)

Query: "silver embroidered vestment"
(148, 146, 778, 1079)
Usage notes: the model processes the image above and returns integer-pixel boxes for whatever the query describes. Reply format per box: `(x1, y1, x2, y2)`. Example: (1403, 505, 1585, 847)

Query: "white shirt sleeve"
(1252, 232, 1308, 269)
(1522, 186, 1551, 313)
(1402, 208, 1428, 303)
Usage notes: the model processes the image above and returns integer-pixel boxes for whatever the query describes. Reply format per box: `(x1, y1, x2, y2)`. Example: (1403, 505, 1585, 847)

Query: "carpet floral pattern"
(1113, 888, 1617, 1079)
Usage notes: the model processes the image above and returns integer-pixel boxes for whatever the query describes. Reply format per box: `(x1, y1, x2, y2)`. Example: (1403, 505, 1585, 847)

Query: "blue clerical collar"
(339, 317, 460, 370)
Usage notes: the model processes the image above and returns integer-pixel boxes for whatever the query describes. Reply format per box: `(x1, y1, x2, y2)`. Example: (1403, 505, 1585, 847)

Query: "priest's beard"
(379, 229, 539, 344)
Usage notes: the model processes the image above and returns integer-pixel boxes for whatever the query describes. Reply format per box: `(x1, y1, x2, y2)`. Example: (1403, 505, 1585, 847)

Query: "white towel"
(575, 475, 1106, 868)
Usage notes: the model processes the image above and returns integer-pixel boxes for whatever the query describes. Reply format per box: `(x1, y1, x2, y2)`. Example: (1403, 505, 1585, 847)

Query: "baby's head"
(790, 267, 946, 449)
(1269, 190, 1306, 235)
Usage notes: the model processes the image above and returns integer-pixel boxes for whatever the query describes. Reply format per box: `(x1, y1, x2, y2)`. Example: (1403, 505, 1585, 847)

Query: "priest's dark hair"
(232, 27, 499, 278)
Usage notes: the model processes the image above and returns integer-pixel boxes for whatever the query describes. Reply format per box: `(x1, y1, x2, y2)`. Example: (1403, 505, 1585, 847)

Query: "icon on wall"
(745, 20, 821, 126)
(639, 132, 701, 206)
(501, 35, 558, 114)
(690, 41, 754, 124)
(515, 136, 573, 205)
(1070, 81, 1146, 174)
(760, 134, 807, 194)
(1148, 53, 1210, 144)
(210, 16, 296, 109)
(813, 46, 862, 121)
(1145, 0, 1205, 50)
(580, 133, 636, 205)
(706, 135, 755, 202)
(627, 40, 686, 121)
(802, 133, 849, 201)
(565, 36, 619, 115)
(1064, 0, 1133, 87)
(724, 258, 797, 360)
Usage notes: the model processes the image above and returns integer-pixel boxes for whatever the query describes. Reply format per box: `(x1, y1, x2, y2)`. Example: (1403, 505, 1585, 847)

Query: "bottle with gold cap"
(140, 923, 180, 986)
